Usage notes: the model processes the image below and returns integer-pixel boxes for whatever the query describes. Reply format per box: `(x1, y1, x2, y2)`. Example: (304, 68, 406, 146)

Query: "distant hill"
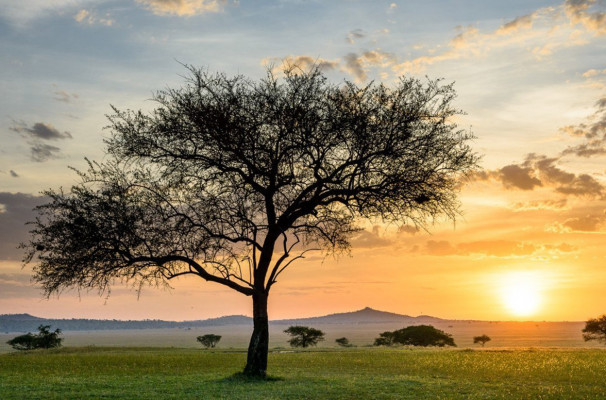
(0, 307, 442, 333)
(274, 307, 443, 325)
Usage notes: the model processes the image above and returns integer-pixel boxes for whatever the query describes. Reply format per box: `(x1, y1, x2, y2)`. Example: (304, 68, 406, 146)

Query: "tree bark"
(243, 291, 269, 377)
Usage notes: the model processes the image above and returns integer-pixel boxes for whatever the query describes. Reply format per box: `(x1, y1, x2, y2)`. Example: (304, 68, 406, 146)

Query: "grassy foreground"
(1, 347, 604, 399)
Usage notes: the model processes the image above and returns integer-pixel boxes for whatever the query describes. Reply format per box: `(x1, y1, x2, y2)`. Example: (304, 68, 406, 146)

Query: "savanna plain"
(1, 323, 605, 399)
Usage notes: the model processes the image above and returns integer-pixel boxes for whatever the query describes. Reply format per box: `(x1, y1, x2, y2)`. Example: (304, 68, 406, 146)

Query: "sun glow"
(500, 271, 543, 317)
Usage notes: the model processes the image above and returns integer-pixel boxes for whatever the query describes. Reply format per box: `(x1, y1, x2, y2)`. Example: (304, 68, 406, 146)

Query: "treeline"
(0, 314, 252, 333)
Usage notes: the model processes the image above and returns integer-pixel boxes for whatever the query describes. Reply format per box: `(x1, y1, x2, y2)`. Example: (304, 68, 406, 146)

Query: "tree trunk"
(243, 291, 269, 377)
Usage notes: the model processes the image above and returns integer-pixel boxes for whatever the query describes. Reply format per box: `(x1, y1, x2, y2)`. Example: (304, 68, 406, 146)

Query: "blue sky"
(1, 0, 605, 320)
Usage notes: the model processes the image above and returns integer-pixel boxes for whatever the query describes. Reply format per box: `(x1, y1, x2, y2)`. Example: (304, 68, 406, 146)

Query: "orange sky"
(1, 0, 605, 321)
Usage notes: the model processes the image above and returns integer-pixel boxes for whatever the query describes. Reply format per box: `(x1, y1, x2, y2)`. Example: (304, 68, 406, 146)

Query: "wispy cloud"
(10, 121, 72, 162)
(136, 0, 226, 16)
(73, 9, 114, 26)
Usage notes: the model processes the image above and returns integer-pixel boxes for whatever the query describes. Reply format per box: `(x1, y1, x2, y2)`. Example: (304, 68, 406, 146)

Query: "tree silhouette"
(374, 325, 456, 347)
(284, 326, 325, 348)
(582, 314, 606, 344)
(23, 65, 478, 377)
(7, 325, 63, 350)
(335, 337, 352, 347)
(196, 334, 221, 348)
(473, 334, 491, 347)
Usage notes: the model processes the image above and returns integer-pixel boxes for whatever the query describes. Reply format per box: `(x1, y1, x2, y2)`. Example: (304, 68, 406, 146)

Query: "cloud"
(343, 53, 367, 82)
(10, 121, 72, 162)
(561, 97, 606, 156)
(346, 29, 365, 44)
(136, 0, 226, 16)
(496, 13, 535, 35)
(341, 50, 396, 82)
(549, 213, 606, 232)
(398, 225, 420, 235)
(0, 192, 47, 260)
(509, 199, 569, 211)
(475, 154, 605, 198)
(425, 240, 457, 256)
(30, 143, 62, 162)
(499, 164, 542, 190)
(350, 227, 392, 249)
(425, 239, 576, 257)
(74, 9, 114, 26)
(281, 56, 339, 72)
(564, 0, 606, 34)
(11, 121, 72, 141)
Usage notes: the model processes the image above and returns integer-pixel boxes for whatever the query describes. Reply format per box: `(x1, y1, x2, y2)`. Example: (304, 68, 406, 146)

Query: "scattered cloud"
(52, 84, 79, 103)
(346, 29, 365, 44)
(350, 227, 392, 249)
(341, 50, 396, 82)
(342, 53, 367, 82)
(10, 121, 72, 162)
(73, 9, 114, 26)
(11, 121, 72, 141)
(496, 13, 535, 35)
(425, 239, 576, 257)
(548, 213, 606, 232)
(509, 199, 569, 211)
(136, 0, 226, 16)
(564, 0, 606, 34)
(561, 97, 606, 156)
(398, 225, 420, 235)
(499, 164, 542, 190)
(474, 154, 605, 198)
(30, 143, 62, 162)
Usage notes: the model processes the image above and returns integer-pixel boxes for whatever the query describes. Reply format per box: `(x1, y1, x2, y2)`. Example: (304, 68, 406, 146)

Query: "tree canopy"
(24, 65, 477, 376)
(7, 325, 63, 351)
(374, 325, 456, 347)
(582, 314, 606, 344)
(197, 334, 222, 348)
(284, 326, 325, 348)
(473, 334, 491, 347)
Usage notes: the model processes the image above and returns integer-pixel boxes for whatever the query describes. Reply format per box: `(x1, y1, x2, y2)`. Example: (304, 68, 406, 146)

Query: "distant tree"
(335, 337, 352, 347)
(374, 331, 396, 346)
(196, 334, 222, 348)
(473, 334, 491, 347)
(374, 325, 455, 347)
(284, 326, 325, 348)
(582, 315, 606, 344)
(7, 325, 62, 350)
(23, 65, 478, 377)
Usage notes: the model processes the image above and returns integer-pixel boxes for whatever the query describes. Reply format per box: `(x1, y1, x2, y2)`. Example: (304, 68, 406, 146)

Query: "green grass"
(1, 347, 605, 399)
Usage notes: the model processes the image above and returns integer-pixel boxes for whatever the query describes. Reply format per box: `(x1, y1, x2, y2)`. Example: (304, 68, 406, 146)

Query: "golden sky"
(0, 0, 605, 321)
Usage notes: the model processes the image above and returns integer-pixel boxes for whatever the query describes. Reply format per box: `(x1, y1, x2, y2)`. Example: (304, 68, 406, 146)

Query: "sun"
(500, 271, 542, 317)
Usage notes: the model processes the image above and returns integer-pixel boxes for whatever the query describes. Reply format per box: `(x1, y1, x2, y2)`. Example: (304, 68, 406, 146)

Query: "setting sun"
(500, 271, 543, 317)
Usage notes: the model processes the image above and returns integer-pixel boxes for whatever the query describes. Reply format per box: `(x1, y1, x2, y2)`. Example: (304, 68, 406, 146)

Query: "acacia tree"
(473, 334, 491, 347)
(23, 66, 477, 377)
(582, 314, 606, 344)
(284, 326, 325, 348)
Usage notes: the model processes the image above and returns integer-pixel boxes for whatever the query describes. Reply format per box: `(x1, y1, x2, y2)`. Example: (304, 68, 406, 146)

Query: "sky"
(1, 0, 606, 322)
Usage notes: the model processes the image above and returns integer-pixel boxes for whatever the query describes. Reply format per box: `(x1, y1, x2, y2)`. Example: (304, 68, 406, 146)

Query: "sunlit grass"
(1, 347, 605, 399)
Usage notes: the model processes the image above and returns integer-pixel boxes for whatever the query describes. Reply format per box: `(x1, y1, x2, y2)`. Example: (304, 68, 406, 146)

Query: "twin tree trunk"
(243, 291, 269, 377)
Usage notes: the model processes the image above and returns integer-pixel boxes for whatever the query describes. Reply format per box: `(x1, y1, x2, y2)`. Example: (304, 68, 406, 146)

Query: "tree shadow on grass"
(218, 372, 285, 384)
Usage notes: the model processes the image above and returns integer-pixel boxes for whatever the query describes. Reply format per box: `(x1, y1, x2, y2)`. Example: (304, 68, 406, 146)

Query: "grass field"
(1, 347, 605, 399)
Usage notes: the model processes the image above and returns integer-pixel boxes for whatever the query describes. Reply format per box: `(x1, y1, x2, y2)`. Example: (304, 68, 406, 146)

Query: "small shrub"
(335, 337, 353, 347)
(7, 325, 63, 350)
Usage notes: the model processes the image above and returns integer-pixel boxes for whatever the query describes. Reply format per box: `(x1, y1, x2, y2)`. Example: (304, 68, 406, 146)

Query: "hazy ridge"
(0, 307, 579, 333)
